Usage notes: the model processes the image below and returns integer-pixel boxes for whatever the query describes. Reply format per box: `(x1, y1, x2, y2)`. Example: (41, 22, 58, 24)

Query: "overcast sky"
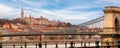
(0, 0, 119, 25)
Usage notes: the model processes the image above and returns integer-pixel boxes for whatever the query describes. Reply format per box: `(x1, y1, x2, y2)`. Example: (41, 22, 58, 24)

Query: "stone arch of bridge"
(115, 17, 119, 32)
(114, 14, 120, 32)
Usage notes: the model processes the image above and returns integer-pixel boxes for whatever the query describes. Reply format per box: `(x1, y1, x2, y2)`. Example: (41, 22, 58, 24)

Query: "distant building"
(0, 7, 71, 42)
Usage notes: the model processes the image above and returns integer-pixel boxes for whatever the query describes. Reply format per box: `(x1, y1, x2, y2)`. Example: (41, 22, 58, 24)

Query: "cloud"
(17, 0, 56, 8)
(11, 0, 17, 2)
(1, 0, 120, 24)
(23, 6, 102, 25)
(0, 4, 13, 13)
(10, 0, 104, 24)
(0, 3, 19, 19)
(95, 0, 120, 7)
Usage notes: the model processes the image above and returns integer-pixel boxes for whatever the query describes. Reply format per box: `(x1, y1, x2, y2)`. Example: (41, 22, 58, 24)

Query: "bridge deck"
(0, 31, 120, 37)
(1, 32, 98, 37)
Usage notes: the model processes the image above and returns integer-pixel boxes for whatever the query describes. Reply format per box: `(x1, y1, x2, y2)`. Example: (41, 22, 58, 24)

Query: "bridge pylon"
(100, 6, 120, 46)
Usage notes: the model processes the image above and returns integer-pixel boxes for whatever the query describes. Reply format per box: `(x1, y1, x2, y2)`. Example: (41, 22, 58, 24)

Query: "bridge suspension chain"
(79, 16, 104, 32)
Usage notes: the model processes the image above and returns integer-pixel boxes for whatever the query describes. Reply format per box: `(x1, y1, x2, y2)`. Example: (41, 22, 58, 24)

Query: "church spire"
(21, 6, 24, 18)
(29, 14, 32, 18)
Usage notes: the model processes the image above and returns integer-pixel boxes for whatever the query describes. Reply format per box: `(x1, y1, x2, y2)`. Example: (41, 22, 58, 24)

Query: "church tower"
(21, 7, 24, 18)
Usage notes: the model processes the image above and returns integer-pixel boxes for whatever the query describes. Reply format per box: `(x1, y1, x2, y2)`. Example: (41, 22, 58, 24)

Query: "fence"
(0, 40, 120, 48)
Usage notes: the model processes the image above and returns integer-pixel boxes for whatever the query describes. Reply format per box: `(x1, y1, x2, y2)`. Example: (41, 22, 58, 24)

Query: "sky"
(0, 0, 120, 25)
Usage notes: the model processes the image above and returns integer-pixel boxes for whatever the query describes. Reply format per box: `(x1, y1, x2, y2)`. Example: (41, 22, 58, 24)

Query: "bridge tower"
(101, 6, 120, 45)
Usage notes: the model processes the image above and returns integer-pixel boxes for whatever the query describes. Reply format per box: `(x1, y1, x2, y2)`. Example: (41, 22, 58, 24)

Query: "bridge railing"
(0, 40, 119, 48)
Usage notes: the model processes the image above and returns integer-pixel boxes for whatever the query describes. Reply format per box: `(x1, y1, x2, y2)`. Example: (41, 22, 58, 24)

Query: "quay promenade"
(2, 43, 95, 48)
(1, 41, 120, 48)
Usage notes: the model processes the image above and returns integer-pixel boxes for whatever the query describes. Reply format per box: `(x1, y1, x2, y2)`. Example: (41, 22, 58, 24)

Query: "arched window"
(115, 18, 119, 32)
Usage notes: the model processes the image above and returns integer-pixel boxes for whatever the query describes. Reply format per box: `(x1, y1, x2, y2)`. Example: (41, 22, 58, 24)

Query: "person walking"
(38, 43, 42, 48)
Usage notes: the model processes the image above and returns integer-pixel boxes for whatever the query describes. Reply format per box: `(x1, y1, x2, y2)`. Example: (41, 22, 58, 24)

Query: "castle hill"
(0, 0, 120, 48)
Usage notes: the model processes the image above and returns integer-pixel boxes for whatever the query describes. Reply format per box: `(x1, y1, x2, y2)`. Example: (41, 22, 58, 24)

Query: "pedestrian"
(45, 42, 47, 48)
(81, 41, 83, 46)
(84, 42, 86, 47)
(70, 41, 74, 48)
(20, 46, 22, 48)
(95, 40, 100, 48)
(106, 40, 110, 48)
(55, 43, 58, 48)
(38, 43, 42, 48)
(0, 43, 2, 48)
(118, 41, 120, 48)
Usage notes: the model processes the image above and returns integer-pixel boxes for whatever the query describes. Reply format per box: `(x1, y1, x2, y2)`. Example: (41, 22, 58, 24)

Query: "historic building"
(1, 7, 71, 42)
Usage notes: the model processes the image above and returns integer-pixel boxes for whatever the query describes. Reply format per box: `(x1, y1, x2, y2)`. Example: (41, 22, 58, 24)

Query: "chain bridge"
(0, 16, 105, 36)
